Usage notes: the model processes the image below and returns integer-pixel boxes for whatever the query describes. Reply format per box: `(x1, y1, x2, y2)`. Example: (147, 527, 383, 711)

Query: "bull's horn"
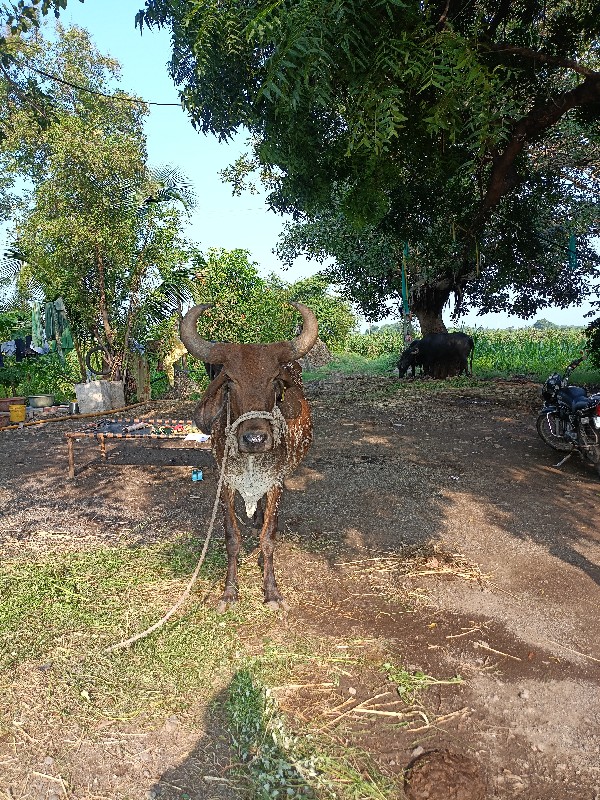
(288, 302, 319, 358)
(179, 304, 218, 361)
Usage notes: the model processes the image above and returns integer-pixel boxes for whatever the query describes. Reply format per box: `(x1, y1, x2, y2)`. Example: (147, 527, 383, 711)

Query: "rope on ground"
(103, 403, 286, 653)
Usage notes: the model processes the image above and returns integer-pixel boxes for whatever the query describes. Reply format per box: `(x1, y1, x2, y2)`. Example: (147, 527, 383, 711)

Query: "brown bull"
(180, 303, 318, 612)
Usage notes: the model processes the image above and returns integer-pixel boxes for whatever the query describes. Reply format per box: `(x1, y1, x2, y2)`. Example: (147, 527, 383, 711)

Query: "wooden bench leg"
(67, 437, 75, 479)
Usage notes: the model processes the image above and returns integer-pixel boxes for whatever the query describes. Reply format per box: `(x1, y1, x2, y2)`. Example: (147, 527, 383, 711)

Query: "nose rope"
(224, 398, 288, 456)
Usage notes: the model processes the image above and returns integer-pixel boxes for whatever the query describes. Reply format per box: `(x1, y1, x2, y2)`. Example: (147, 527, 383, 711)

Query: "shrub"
(584, 318, 600, 370)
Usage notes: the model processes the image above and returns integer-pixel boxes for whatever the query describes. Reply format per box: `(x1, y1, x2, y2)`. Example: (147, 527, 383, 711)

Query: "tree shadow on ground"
(285, 386, 600, 594)
(149, 690, 241, 800)
(151, 673, 324, 800)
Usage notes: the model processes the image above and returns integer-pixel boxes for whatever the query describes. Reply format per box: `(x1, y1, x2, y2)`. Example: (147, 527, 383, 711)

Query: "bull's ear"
(195, 373, 228, 434)
(203, 369, 229, 398)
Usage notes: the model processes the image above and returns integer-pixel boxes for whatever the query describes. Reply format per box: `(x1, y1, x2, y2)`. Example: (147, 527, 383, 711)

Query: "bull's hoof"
(216, 586, 238, 614)
(265, 598, 290, 612)
(216, 597, 237, 614)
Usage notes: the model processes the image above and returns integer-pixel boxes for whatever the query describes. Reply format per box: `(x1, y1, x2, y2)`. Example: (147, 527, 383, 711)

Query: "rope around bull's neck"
(104, 401, 287, 654)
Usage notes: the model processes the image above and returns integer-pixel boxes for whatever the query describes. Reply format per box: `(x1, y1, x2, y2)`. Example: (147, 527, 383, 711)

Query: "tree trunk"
(95, 241, 114, 349)
(130, 353, 151, 402)
(74, 341, 87, 382)
(410, 282, 450, 334)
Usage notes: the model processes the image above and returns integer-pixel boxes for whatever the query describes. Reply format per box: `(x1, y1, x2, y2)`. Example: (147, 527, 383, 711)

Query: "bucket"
(9, 404, 26, 423)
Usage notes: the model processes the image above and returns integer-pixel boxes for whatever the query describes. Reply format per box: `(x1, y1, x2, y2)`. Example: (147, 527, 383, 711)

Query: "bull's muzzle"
(238, 423, 274, 453)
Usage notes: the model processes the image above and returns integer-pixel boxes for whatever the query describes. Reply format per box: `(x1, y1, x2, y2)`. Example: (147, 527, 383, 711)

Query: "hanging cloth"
(54, 297, 74, 351)
(401, 242, 410, 318)
(31, 302, 44, 350)
(44, 297, 74, 358)
(15, 338, 26, 362)
(44, 301, 63, 359)
(44, 302, 55, 341)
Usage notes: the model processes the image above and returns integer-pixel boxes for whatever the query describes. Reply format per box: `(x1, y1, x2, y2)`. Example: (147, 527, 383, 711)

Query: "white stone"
(75, 381, 112, 414)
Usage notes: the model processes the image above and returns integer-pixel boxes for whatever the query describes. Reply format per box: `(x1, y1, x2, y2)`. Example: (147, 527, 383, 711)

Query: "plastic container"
(191, 469, 203, 481)
(9, 404, 26, 423)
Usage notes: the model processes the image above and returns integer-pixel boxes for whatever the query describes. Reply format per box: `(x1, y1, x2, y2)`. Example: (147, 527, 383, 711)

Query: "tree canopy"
(0, 24, 196, 379)
(4, 0, 600, 331)
(189, 247, 356, 351)
(135, 0, 600, 331)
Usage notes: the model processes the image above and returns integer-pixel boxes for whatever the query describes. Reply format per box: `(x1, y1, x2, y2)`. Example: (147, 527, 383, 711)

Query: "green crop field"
(340, 327, 594, 383)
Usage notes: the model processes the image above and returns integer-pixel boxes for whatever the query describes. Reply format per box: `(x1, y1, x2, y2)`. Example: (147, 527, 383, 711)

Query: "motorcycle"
(536, 356, 600, 478)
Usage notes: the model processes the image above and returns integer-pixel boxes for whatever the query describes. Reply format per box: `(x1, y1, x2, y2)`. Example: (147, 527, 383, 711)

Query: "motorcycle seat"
(558, 386, 590, 411)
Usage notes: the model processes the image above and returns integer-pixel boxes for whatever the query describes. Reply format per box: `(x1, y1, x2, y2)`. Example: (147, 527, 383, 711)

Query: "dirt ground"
(1, 374, 599, 800)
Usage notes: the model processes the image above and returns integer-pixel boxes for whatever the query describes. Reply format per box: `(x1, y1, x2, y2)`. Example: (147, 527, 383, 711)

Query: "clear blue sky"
(6, 1, 598, 329)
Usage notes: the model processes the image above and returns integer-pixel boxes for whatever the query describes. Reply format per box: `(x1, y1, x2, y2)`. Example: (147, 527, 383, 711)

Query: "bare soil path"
(1, 375, 599, 799)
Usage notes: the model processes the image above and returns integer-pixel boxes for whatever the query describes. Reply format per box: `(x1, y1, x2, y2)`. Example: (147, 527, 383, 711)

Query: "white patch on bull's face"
(225, 453, 282, 518)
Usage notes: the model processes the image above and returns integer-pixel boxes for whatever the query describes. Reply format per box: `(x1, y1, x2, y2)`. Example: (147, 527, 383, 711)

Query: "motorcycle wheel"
(536, 411, 572, 452)
(577, 423, 600, 472)
(85, 345, 112, 377)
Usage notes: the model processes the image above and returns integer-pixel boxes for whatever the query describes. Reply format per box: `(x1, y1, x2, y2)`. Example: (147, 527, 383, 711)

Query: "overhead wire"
(23, 60, 182, 106)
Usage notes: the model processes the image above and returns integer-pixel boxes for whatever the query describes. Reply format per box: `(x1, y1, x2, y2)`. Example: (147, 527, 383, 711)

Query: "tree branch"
(481, 42, 600, 78)
(474, 74, 600, 230)
(95, 240, 114, 348)
(454, 73, 600, 282)
(485, 1, 514, 38)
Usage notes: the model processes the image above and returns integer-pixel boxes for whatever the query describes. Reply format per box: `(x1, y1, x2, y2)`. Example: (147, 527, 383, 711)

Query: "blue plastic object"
(191, 469, 203, 481)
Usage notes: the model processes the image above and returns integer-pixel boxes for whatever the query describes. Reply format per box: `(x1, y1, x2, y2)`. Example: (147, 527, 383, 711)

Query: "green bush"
(192, 249, 357, 352)
(584, 318, 600, 370)
(0, 353, 80, 402)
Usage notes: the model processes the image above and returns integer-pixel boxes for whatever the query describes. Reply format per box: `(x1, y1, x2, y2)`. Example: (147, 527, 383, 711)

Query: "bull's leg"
(216, 487, 242, 614)
(259, 485, 288, 611)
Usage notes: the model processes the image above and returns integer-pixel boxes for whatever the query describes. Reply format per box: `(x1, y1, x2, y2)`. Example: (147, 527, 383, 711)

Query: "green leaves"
(2, 25, 196, 376)
(137, 0, 600, 328)
(1, 0, 84, 42)
(187, 247, 356, 350)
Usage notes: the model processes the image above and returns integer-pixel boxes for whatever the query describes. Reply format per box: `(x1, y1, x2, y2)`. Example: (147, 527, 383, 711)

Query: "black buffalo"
(397, 333, 474, 379)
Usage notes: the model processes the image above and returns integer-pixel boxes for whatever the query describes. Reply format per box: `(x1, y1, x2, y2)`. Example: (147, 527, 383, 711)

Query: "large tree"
(1, 24, 196, 379)
(5, 1, 600, 330)
(133, 0, 600, 331)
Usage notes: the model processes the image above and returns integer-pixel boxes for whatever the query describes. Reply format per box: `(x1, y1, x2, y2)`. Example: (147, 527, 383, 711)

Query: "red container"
(0, 397, 26, 413)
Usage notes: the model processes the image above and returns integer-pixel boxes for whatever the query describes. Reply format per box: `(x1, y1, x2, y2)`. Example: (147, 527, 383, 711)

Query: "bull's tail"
(469, 343, 474, 376)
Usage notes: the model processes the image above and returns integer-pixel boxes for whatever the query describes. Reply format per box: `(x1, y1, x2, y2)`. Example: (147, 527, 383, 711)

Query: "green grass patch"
(468, 327, 588, 381)
(1, 538, 466, 794)
(303, 351, 397, 380)
(383, 662, 463, 702)
(223, 646, 465, 799)
(338, 327, 600, 385)
(0, 538, 246, 724)
(226, 667, 402, 800)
